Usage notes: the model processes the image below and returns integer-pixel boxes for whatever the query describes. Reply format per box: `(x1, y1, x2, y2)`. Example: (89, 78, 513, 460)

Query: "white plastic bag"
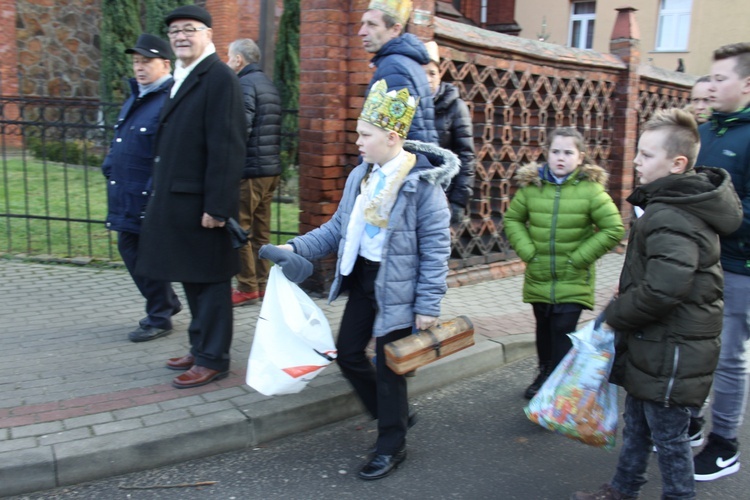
(246, 266, 337, 396)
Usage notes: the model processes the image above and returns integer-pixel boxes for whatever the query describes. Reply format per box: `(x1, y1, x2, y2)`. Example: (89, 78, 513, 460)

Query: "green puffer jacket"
(605, 167, 743, 407)
(504, 162, 624, 309)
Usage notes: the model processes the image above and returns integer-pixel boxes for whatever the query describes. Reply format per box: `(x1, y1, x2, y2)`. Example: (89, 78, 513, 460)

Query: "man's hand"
(201, 213, 226, 228)
(415, 314, 438, 331)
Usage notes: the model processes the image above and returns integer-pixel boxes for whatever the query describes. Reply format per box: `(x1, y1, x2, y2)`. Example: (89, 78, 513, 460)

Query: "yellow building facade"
(513, 0, 749, 76)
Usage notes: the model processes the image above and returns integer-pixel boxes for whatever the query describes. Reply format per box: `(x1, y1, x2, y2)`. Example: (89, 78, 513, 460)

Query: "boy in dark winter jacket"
(572, 109, 743, 500)
(691, 42, 750, 482)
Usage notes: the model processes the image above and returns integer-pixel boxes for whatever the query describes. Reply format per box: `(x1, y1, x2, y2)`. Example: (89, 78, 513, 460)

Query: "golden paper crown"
(360, 79, 418, 138)
(368, 0, 413, 25)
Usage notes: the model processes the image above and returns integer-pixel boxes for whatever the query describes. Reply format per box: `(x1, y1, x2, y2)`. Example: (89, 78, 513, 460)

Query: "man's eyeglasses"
(167, 26, 208, 38)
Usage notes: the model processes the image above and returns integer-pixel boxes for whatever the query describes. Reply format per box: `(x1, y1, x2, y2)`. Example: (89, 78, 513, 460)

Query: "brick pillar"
(0, 0, 21, 148)
(297, 1, 353, 292)
(609, 7, 641, 228)
(205, 0, 239, 62)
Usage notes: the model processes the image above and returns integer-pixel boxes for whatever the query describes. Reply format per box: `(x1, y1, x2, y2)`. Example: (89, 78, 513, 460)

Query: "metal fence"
(0, 96, 299, 263)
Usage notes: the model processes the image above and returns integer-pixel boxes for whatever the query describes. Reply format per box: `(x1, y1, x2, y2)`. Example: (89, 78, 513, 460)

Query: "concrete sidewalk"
(0, 252, 624, 497)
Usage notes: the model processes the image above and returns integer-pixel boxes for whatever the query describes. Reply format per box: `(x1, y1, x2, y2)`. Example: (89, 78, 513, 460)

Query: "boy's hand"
(415, 314, 438, 330)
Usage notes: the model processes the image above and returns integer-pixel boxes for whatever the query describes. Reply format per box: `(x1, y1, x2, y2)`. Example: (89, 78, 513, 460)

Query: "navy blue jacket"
(697, 106, 750, 275)
(368, 34, 438, 144)
(102, 77, 172, 234)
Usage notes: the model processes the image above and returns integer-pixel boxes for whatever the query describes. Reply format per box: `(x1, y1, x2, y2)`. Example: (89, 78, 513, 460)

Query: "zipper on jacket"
(664, 345, 680, 407)
(549, 184, 562, 302)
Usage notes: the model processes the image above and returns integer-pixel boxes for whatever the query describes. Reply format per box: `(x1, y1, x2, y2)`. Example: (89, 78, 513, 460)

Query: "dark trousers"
(336, 257, 411, 455)
(612, 394, 695, 499)
(532, 303, 583, 371)
(117, 231, 181, 329)
(183, 280, 233, 372)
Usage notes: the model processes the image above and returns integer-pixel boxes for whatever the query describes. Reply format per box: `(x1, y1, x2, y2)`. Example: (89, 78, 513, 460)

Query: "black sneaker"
(524, 368, 549, 400)
(694, 433, 740, 481)
(653, 416, 705, 452)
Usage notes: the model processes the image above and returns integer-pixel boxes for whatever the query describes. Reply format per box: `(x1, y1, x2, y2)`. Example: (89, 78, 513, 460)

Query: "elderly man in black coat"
(136, 5, 246, 389)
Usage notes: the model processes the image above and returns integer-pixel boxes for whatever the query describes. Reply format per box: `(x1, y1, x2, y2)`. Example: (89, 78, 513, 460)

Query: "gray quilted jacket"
(290, 141, 459, 336)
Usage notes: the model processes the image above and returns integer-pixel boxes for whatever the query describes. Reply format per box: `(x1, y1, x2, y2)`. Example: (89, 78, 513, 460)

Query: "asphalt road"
(11, 357, 749, 499)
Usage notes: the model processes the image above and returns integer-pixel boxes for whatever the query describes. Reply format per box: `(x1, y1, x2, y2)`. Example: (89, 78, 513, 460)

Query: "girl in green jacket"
(504, 127, 624, 399)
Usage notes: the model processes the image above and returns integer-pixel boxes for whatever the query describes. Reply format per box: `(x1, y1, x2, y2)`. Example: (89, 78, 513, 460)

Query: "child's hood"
(403, 140, 460, 189)
(514, 161, 609, 188)
(628, 166, 743, 237)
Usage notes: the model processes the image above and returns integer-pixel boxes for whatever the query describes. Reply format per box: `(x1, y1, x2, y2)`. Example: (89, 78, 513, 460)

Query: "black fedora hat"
(164, 5, 212, 28)
(125, 34, 172, 59)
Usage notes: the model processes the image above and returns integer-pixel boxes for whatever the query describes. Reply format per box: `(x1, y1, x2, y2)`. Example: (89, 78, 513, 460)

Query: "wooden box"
(384, 316, 475, 375)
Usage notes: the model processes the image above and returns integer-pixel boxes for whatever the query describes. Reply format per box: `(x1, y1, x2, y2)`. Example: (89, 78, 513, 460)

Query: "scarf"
(361, 152, 416, 228)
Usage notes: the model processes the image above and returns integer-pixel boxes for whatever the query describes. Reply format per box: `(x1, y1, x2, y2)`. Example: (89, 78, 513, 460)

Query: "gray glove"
(259, 244, 313, 284)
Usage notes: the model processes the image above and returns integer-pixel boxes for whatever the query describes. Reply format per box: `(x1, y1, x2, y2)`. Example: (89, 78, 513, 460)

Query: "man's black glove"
(450, 203, 465, 224)
(259, 244, 314, 284)
(226, 218, 249, 249)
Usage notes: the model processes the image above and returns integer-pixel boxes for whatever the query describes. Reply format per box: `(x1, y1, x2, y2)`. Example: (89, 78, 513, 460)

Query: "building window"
(569, 2, 596, 49)
(656, 0, 692, 51)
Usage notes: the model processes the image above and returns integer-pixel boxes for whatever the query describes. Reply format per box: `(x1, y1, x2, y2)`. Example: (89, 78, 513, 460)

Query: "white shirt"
(339, 150, 405, 275)
(170, 43, 216, 98)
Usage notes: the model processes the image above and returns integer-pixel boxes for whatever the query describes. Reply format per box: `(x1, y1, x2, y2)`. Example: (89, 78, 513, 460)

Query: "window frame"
(568, 1, 597, 50)
(655, 0, 693, 52)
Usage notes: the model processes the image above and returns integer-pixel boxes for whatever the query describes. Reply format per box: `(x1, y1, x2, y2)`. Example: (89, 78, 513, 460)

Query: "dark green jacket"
(504, 163, 624, 309)
(606, 167, 743, 407)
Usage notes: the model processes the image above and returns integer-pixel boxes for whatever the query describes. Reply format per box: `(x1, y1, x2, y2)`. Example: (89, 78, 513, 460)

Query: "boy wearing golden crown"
(266, 80, 458, 480)
(359, 0, 438, 144)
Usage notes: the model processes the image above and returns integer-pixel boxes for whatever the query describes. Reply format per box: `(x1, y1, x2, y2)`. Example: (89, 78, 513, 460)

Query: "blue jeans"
(612, 395, 695, 499)
(711, 271, 750, 440)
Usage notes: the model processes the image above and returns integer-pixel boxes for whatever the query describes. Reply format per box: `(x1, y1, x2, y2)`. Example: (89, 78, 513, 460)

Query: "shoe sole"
(695, 462, 740, 481)
(166, 363, 193, 371)
(172, 370, 229, 389)
(232, 299, 259, 307)
(129, 329, 173, 343)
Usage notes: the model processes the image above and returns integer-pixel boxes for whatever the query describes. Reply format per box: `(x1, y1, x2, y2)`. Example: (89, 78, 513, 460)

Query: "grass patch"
(1, 157, 300, 260)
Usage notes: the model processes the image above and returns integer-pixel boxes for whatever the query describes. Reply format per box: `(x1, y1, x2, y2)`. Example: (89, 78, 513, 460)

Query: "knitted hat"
(125, 34, 172, 60)
(259, 245, 314, 284)
(164, 5, 212, 28)
(424, 41, 440, 66)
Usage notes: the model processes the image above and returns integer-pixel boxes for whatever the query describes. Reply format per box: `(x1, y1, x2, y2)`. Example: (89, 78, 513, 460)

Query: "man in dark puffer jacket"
(226, 38, 282, 306)
(423, 41, 475, 223)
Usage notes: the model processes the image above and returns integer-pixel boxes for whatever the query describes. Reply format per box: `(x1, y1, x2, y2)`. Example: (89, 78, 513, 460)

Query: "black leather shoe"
(358, 446, 406, 481)
(129, 325, 172, 342)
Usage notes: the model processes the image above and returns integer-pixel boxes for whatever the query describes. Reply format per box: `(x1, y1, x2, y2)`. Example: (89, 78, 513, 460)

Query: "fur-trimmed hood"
(403, 140, 461, 189)
(514, 162, 609, 188)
